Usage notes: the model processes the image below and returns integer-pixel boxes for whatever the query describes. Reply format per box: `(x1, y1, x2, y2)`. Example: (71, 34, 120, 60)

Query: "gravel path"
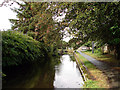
(77, 51, 120, 89)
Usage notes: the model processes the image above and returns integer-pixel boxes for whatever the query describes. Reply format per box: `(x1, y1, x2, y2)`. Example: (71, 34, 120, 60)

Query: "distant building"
(78, 46, 90, 51)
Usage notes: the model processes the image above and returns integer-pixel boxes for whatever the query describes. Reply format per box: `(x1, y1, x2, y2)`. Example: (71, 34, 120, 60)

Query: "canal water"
(3, 55, 84, 88)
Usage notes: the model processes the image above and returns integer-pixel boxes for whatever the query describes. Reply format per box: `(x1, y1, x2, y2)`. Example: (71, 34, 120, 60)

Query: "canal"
(3, 55, 84, 88)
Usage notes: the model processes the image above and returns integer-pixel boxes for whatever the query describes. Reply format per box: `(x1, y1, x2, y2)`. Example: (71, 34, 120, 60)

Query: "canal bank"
(78, 51, 120, 89)
(74, 51, 110, 88)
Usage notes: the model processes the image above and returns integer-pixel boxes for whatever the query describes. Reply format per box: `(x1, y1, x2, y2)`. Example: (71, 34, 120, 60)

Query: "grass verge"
(82, 50, 120, 71)
(75, 52, 109, 88)
(82, 50, 118, 65)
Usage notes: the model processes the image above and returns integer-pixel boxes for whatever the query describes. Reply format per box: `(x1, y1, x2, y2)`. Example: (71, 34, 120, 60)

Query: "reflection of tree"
(34, 60, 55, 88)
(3, 57, 61, 88)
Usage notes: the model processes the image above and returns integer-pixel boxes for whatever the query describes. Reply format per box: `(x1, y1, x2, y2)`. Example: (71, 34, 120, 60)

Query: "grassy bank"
(82, 50, 117, 64)
(82, 50, 120, 71)
(75, 52, 109, 88)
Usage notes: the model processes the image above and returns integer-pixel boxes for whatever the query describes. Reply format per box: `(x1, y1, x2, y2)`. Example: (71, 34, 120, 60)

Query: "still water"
(3, 55, 84, 88)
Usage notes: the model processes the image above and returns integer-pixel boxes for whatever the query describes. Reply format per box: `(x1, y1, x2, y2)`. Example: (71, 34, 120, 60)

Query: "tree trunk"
(101, 46, 104, 54)
(92, 41, 94, 54)
(107, 45, 111, 54)
(115, 44, 120, 60)
(114, 44, 120, 66)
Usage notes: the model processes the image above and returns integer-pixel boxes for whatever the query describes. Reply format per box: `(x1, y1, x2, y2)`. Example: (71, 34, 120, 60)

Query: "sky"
(0, 0, 71, 42)
(0, 0, 19, 31)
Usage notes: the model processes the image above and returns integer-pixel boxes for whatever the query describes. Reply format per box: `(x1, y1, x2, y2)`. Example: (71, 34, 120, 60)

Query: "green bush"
(2, 31, 46, 67)
(94, 48, 102, 54)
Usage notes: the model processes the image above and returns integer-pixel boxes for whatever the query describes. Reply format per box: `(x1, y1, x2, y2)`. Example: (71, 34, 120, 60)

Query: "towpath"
(77, 51, 120, 89)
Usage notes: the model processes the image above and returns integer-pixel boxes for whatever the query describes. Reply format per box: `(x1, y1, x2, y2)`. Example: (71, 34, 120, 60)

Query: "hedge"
(2, 31, 46, 67)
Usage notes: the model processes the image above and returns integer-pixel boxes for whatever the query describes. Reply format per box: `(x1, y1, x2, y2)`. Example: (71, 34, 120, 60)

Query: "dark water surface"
(3, 55, 84, 88)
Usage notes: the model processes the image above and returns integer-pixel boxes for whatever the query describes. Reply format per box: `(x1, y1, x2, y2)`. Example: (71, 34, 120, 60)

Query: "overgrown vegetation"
(2, 31, 47, 67)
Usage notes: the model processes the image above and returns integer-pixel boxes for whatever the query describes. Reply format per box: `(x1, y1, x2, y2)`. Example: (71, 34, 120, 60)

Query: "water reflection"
(3, 58, 57, 88)
(3, 55, 84, 88)
(54, 55, 84, 88)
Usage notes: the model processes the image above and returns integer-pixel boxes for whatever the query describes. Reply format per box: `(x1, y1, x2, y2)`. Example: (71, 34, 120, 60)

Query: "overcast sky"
(0, 0, 19, 31)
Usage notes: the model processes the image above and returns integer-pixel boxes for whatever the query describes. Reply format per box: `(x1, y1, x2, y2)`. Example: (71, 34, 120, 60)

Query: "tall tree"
(52, 2, 120, 59)
(10, 2, 63, 52)
(9, 2, 66, 56)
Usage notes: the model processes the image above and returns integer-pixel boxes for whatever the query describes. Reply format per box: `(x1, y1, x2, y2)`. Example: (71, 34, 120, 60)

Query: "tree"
(58, 2, 120, 59)
(9, 2, 64, 55)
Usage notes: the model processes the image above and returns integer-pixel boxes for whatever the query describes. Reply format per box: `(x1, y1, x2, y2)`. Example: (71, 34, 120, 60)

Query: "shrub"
(2, 31, 46, 67)
(94, 48, 102, 54)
